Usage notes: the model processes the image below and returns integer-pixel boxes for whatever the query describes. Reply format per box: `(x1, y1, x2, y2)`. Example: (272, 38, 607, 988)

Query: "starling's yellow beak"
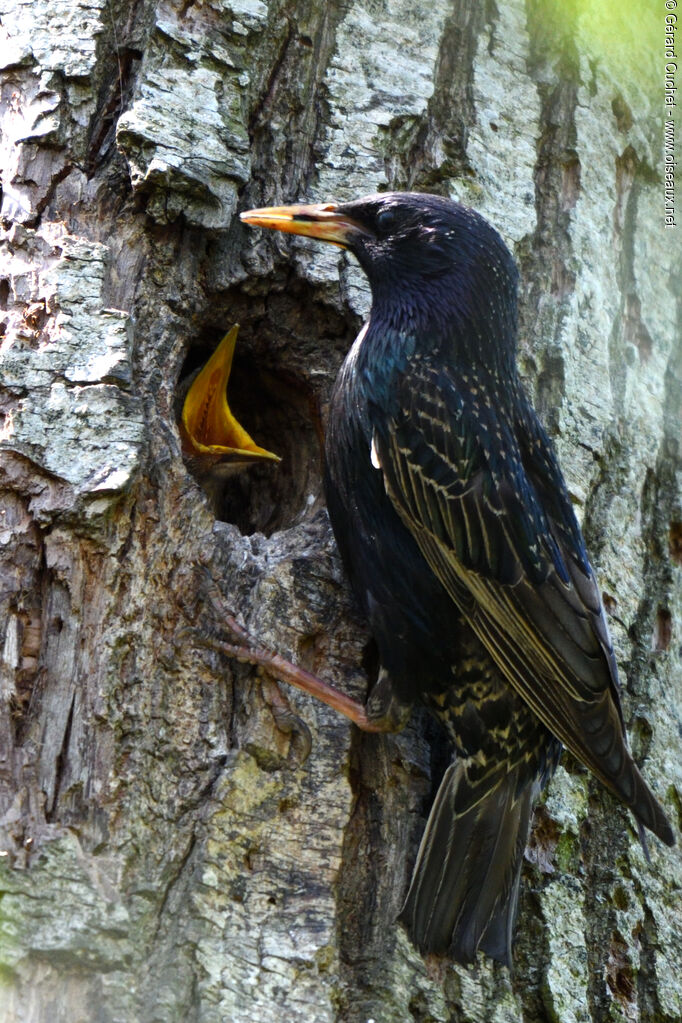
(181, 324, 280, 462)
(240, 203, 371, 248)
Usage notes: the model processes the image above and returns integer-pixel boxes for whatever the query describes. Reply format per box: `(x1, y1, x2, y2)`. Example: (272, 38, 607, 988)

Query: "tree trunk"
(0, 1, 680, 1021)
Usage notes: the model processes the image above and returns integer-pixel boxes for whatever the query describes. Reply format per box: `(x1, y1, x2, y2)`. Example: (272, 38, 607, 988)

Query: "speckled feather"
(322, 192, 673, 963)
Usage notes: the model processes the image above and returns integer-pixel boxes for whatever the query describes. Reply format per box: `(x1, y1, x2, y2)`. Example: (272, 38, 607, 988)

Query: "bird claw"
(260, 675, 313, 765)
(365, 668, 413, 733)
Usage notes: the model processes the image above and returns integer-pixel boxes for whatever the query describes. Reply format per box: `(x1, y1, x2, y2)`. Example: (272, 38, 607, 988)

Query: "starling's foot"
(186, 569, 389, 734)
(259, 675, 313, 765)
(365, 668, 413, 732)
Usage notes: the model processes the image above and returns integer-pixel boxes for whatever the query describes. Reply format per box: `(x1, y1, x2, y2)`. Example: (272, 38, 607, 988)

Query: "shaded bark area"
(0, 1, 680, 1021)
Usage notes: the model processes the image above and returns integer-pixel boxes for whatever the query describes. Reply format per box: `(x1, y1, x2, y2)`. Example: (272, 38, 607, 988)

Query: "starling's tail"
(399, 760, 538, 966)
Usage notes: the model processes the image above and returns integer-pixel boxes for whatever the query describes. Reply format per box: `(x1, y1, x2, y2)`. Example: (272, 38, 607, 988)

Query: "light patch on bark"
(0, 226, 142, 493)
(0, 0, 105, 77)
(117, 0, 268, 227)
(542, 878, 591, 1023)
(295, 0, 449, 314)
(448, 0, 540, 246)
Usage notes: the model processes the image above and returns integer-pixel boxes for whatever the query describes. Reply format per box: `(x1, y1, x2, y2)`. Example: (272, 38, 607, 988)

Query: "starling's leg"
(188, 619, 388, 733)
(187, 570, 391, 734)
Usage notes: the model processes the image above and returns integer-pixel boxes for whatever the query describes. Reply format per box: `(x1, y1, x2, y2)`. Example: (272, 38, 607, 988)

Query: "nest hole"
(178, 332, 325, 536)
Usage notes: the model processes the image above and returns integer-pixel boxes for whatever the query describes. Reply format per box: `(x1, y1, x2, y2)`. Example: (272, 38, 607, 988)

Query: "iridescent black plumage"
(241, 192, 674, 965)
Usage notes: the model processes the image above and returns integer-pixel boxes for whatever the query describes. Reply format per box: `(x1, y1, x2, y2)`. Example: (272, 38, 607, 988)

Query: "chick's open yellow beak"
(240, 203, 370, 248)
(181, 324, 280, 463)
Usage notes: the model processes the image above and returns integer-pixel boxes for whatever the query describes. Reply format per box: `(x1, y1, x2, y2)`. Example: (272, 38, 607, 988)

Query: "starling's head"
(241, 192, 518, 330)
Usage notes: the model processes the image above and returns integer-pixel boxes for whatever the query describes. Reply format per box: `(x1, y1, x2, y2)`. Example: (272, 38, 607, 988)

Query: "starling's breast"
(324, 333, 460, 704)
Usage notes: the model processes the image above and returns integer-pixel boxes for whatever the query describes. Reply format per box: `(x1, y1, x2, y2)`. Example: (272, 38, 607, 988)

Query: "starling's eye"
(375, 206, 400, 235)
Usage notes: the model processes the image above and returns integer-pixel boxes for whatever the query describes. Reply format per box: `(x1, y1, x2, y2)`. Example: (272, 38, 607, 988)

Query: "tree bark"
(0, 1, 680, 1021)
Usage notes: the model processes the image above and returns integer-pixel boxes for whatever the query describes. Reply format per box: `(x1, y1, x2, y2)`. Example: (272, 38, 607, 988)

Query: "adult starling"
(239, 192, 674, 965)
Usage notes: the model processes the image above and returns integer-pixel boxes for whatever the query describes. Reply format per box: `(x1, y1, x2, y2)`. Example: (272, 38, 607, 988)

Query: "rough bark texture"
(0, 1, 680, 1021)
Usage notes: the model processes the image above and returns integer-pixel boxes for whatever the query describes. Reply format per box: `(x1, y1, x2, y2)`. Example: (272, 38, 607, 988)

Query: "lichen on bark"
(0, 0, 680, 1021)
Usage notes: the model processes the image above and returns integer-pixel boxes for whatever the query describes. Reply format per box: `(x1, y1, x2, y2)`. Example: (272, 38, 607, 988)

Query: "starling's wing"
(373, 360, 673, 845)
